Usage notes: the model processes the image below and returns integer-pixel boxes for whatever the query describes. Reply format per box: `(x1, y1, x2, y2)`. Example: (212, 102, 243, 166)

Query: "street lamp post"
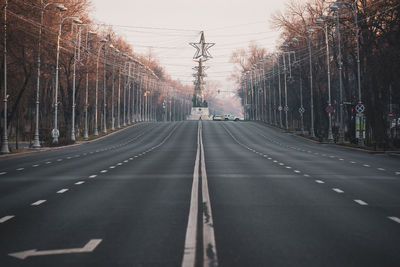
(102, 41, 108, 134)
(333, 0, 364, 146)
(293, 33, 316, 138)
(83, 29, 96, 140)
(281, 46, 289, 131)
(52, 5, 77, 144)
(313, 18, 334, 142)
(331, 4, 345, 144)
(33, 0, 60, 148)
(94, 38, 107, 136)
(1, 0, 9, 154)
(71, 19, 83, 142)
(109, 44, 119, 131)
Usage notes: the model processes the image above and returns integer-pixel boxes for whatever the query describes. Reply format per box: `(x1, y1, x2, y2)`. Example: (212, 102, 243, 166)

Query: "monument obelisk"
(187, 31, 214, 120)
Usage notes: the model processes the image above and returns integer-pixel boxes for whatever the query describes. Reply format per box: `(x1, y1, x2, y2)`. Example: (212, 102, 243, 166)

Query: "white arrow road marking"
(9, 239, 102, 260)
(0, 215, 14, 223)
(31, 200, 46, 206)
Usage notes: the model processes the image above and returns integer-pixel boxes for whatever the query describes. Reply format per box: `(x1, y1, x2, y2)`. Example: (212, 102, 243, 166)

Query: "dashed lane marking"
(377, 168, 385, 171)
(100, 170, 108, 173)
(75, 181, 85, 185)
(332, 188, 344, 193)
(16, 168, 24, 171)
(57, 189, 69, 194)
(388, 216, 400, 224)
(363, 164, 371, 167)
(0, 215, 14, 223)
(89, 175, 97, 178)
(31, 200, 46, 206)
(354, 199, 368, 206)
(32, 164, 39, 167)
(0, 172, 7, 175)
(315, 180, 325, 184)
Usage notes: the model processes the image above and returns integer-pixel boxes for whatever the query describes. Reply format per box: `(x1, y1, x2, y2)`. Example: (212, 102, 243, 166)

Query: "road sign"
(278, 106, 283, 111)
(355, 103, 365, 113)
(284, 106, 289, 112)
(299, 107, 305, 113)
(325, 105, 334, 114)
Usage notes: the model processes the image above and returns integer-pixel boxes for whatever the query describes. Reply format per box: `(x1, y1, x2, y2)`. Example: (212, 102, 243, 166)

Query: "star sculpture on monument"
(190, 31, 215, 61)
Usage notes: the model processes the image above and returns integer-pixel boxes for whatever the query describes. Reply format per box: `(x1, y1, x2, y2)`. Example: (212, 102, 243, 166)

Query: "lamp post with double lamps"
(109, 44, 119, 131)
(33, 1, 61, 148)
(94, 38, 107, 136)
(1, 0, 9, 154)
(331, 1, 364, 146)
(292, 31, 316, 138)
(71, 19, 83, 142)
(83, 29, 96, 140)
(52, 4, 80, 144)
(310, 18, 334, 143)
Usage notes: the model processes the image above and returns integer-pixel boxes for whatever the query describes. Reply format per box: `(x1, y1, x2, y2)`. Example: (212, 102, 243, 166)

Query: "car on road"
(234, 116, 244, 121)
(213, 115, 223, 121)
(223, 114, 235, 121)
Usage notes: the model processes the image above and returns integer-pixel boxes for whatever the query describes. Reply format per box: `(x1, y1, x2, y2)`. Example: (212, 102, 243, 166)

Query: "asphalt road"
(0, 121, 399, 266)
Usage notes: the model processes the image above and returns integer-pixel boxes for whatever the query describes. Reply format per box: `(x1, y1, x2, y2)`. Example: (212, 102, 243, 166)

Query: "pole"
(354, 1, 364, 147)
(94, 45, 102, 136)
(117, 65, 121, 128)
(1, 0, 9, 153)
(71, 24, 80, 142)
(102, 45, 107, 134)
(111, 50, 116, 131)
(335, 10, 345, 144)
(52, 12, 63, 144)
(308, 38, 316, 138)
(283, 53, 289, 131)
(277, 55, 283, 128)
(325, 24, 334, 142)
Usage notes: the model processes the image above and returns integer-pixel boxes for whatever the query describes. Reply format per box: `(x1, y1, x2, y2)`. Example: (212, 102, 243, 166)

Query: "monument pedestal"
(187, 107, 211, 120)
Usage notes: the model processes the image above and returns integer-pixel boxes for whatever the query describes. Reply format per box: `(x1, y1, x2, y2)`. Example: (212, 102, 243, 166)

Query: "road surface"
(0, 121, 399, 266)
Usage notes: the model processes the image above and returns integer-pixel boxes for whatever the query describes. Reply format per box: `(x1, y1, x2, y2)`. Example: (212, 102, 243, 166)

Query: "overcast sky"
(90, 0, 289, 106)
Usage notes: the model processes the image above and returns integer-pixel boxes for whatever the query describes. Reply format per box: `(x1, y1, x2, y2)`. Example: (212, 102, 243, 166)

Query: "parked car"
(223, 114, 235, 121)
(213, 115, 223, 121)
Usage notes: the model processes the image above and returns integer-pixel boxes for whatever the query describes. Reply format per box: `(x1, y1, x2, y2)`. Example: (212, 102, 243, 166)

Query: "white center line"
(75, 181, 85, 185)
(339, 158, 344, 161)
(16, 168, 24, 171)
(32, 164, 39, 167)
(388, 216, 400, 224)
(363, 164, 371, 167)
(109, 166, 115, 169)
(57, 159, 63, 162)
(31, 200, 46, 206)
(315, 180, 325, 184)
(294, 170, 301, 173)
(0, 172, 6, 175)
(285, 166, 292, 169)
(67, 157, 72, 159)
(377, 168, 385, 171)
(46, 162, 51, 164)
(0, 215, 14, 223)
(57, 189, 69, 194)
(332, 188, 344, 193)
(129, 158, 133, 160)
(117, 163, 122, 166)
(354, 199, 368, 205)
(350, 161, 356, 164)
(100, 170, 108, 173)
(304, 174, 310, 177)
(89, 175, 97, 178)
(123, 160, 128, 163)
(279, 163, 284, 166)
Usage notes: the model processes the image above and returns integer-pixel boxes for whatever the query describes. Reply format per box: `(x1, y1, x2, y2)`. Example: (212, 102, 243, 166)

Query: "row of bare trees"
(0, 0, 192, 152)
(231, 0, 400, 148)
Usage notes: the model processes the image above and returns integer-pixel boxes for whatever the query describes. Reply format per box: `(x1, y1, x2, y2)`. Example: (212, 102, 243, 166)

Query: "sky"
(90, 0, 290, 112)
